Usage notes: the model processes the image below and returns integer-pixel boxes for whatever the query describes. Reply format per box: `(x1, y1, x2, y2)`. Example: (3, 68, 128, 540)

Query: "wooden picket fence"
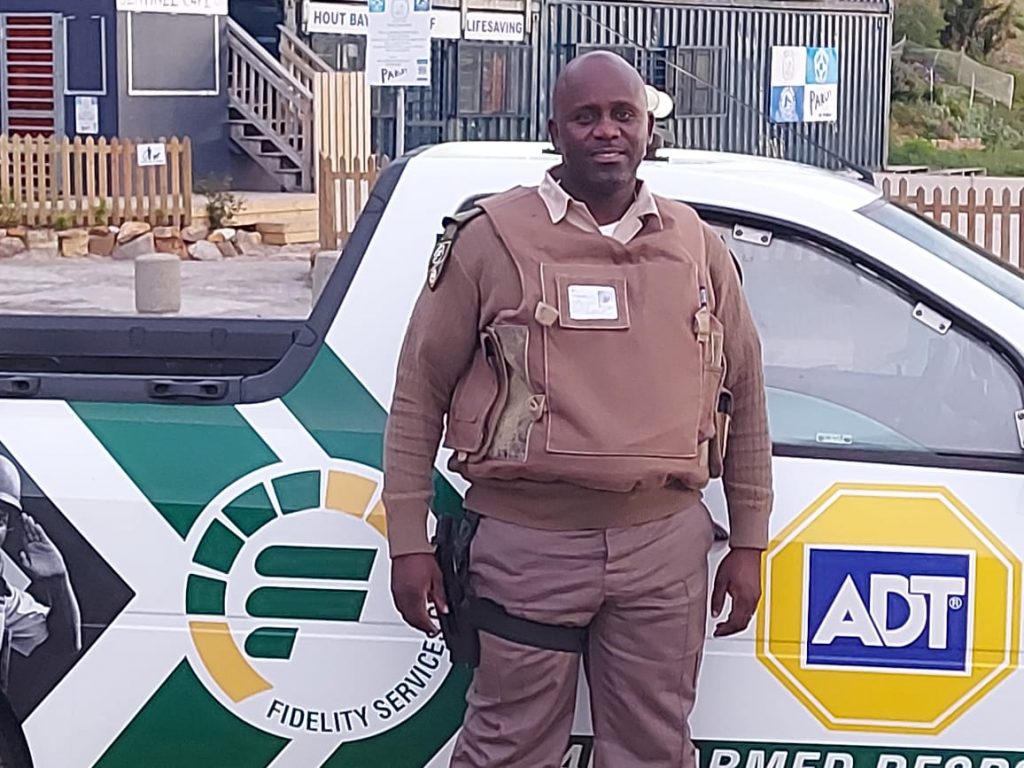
(0, 134, 193, 228)
(318, 153, 385, 250)
(880, 177, 1024, 268)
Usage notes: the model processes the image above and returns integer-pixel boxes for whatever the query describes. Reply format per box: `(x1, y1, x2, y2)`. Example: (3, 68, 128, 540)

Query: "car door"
(685, 207, 1024, 767)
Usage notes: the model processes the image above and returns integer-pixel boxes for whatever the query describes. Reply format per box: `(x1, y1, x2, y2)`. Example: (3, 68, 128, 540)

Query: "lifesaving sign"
(756, 483, 1021, 734)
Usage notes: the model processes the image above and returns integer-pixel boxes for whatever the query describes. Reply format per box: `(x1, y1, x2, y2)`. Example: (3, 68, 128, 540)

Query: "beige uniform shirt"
(537, 171, 662, 244)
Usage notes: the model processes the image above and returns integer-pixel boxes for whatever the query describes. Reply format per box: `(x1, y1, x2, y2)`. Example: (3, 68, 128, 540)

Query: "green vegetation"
(889, 0, 1024, 174)
(195, 175, 245, 230)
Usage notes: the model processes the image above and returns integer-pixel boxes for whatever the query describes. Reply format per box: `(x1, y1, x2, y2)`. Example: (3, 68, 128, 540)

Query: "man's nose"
(592, 115, 621, 139)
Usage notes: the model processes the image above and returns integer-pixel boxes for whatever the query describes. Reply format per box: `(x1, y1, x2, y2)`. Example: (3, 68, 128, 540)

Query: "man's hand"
(18, 514, 68, 581)
(391, 553, 449, 636)
(710, 546, 763, 637)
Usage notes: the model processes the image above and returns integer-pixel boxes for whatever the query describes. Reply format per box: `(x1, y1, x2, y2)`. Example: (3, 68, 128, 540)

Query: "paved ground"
(0, 248, 316, 318)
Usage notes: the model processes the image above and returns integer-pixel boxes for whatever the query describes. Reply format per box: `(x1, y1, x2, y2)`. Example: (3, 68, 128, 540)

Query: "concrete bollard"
(311, 250, 342, 307)
(135, 253, 181, 314)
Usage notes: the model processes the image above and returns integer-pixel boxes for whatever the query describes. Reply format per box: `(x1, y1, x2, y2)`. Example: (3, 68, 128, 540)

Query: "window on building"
(457, 44, 528, 116)
(574, 45, 638, 66)
(675, 47, 727, 117)
(711, 221, 1024, 457)
(572, 45, 669, 88)
(126, 12, 219, 95)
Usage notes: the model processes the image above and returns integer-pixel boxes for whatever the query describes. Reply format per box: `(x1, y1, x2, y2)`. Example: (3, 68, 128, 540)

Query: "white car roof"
(411, 141, 883, 219)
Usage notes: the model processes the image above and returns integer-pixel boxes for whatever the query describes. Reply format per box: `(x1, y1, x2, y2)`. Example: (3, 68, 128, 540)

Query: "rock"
(26, 229, 58, 251)
(209, 227, 236, 243)
(234, 230, 263, 255)
(152, 226, 179, 240)
(0, 237, 26, 258)
(217, 240, 239, 258)
(112, 232, 156, 261)
(117, 221, 151, 244)
(7, 227, 27, 240)
(189, 240, 223, 261)
(89, 226, 111, 237)
(59, 229, 90, 258)
(155, 234, 189, 260)
(0, 229, 6, 239)
(181, 225, 208, 243)
(89, 231, 117, 257)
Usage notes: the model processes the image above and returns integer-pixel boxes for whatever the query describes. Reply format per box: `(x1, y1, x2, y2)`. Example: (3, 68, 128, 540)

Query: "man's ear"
(548, 118, 560, 153)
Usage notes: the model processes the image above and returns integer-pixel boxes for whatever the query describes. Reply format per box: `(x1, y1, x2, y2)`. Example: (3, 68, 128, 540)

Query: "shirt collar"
(537, 167, 662, 230)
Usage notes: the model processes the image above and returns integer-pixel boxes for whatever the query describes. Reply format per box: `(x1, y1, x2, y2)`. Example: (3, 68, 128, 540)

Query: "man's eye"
(616, 109, 635, 121)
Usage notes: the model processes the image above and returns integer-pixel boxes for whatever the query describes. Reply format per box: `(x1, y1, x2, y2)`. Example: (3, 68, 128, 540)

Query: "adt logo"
(756, 483, 1021, 735)
(804, 547, 972, 673)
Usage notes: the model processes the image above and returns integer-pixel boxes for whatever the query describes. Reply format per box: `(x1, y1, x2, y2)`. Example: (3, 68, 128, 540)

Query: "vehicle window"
(859, 199, 1024, 311)
(0, 137, 408, 403)
(712, 222, 1024, 456)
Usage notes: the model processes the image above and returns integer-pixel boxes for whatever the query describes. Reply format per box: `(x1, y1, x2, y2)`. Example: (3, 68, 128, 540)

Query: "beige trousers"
(449, 503, 714, 768)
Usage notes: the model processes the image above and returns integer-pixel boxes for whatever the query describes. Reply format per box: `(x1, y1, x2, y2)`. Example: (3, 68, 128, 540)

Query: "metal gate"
(0, 13, 65, 136)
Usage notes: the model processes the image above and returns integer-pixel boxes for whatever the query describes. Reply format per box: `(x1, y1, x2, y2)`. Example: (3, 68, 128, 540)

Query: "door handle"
(0, 376, 40, 397)
(147, 379, 228, 401)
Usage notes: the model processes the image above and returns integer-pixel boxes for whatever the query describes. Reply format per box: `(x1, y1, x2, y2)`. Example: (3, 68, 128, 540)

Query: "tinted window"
(713, 223, 1024, 456)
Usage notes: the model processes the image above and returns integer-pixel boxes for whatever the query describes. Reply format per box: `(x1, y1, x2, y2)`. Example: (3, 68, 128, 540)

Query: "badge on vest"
(427, 237, 452, 291)
(567, 285, 618, 321)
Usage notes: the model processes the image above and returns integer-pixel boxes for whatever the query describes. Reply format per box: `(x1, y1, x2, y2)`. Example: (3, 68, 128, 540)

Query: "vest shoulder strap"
(427, 206, 485, 291)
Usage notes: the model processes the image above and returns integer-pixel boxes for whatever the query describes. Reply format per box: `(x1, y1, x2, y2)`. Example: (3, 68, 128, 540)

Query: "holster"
(432, 510, 590, 668)
(707, 388, 734, 479)
(433, 511, 482, 667)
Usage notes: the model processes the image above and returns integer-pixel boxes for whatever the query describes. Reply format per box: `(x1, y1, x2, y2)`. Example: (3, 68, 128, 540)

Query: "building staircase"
(225, 18, 317, 192)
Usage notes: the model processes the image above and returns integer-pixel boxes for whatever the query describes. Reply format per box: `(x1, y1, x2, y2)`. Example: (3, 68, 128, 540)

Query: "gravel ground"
(0, 248, 317, 318)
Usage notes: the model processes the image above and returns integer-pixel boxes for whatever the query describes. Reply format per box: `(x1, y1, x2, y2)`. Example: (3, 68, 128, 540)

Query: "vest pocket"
(697, 311, 727, 443)
(541, 263, 703, 459)
(444, 330, 508, 459)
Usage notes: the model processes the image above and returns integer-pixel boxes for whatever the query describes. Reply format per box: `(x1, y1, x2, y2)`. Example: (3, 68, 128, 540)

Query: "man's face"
(549, 59, 653, 192)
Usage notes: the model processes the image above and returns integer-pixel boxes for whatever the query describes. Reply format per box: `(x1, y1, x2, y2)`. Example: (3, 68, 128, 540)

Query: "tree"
(894, 0, 945, 47)
(940, 0, 1017, 59)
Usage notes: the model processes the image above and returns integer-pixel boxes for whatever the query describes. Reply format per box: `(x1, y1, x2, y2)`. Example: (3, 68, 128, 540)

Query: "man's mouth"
(590, 148, 627, 163)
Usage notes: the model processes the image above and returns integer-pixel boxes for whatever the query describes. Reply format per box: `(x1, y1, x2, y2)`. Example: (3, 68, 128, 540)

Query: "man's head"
(548, 51, 653, 197)
(0, 456, 22, 548)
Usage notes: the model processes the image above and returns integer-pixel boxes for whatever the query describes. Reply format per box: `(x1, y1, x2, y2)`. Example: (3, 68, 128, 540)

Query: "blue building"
(0, 0, 235, 180)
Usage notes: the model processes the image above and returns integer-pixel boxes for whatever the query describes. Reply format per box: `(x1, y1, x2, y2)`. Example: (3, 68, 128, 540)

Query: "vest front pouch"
(541, 262, 703, 459)
(444, 329, 509, 460)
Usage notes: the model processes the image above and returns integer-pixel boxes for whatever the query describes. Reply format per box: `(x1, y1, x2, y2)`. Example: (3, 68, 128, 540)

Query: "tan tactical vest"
(442, 186, 731, 493)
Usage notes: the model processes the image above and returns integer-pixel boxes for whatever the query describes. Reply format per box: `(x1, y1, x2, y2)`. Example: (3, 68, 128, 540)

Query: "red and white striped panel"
(2, 14, 58, 137)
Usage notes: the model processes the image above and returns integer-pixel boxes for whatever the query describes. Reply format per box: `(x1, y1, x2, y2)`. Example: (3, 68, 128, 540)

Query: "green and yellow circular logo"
(182, 460, 451, 742)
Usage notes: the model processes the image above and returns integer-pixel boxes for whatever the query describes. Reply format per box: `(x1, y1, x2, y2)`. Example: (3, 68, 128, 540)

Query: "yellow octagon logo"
(756, 483, 1021, 735)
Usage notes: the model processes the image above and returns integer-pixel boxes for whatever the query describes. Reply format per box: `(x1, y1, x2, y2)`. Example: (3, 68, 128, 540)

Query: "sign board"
(116, 0, 228, 14)
(304, 0, 459, 39)
(464, 11, 525, 41)
(366, 0, 432, 87)
(769, 46, 839, 124)
(74, 96, 99, 135)
(137, 142, 168, 167)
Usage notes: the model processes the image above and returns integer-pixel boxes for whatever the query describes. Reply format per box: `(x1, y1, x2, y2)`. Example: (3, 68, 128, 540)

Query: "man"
(382, 51, 773, 767)
(0, 455, 82, 695)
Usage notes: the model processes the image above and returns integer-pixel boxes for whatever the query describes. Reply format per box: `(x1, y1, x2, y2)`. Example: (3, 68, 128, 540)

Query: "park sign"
(769, 46, 839, 123)
(366, 0, 433, 87)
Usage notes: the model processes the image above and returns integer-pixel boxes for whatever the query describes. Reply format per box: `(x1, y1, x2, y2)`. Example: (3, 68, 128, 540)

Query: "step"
(257, 220, 318, 245)
(192, 192, 318, 231)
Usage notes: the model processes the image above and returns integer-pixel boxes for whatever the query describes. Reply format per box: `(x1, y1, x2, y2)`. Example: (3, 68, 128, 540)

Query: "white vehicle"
(0, 142, 1022, 768)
